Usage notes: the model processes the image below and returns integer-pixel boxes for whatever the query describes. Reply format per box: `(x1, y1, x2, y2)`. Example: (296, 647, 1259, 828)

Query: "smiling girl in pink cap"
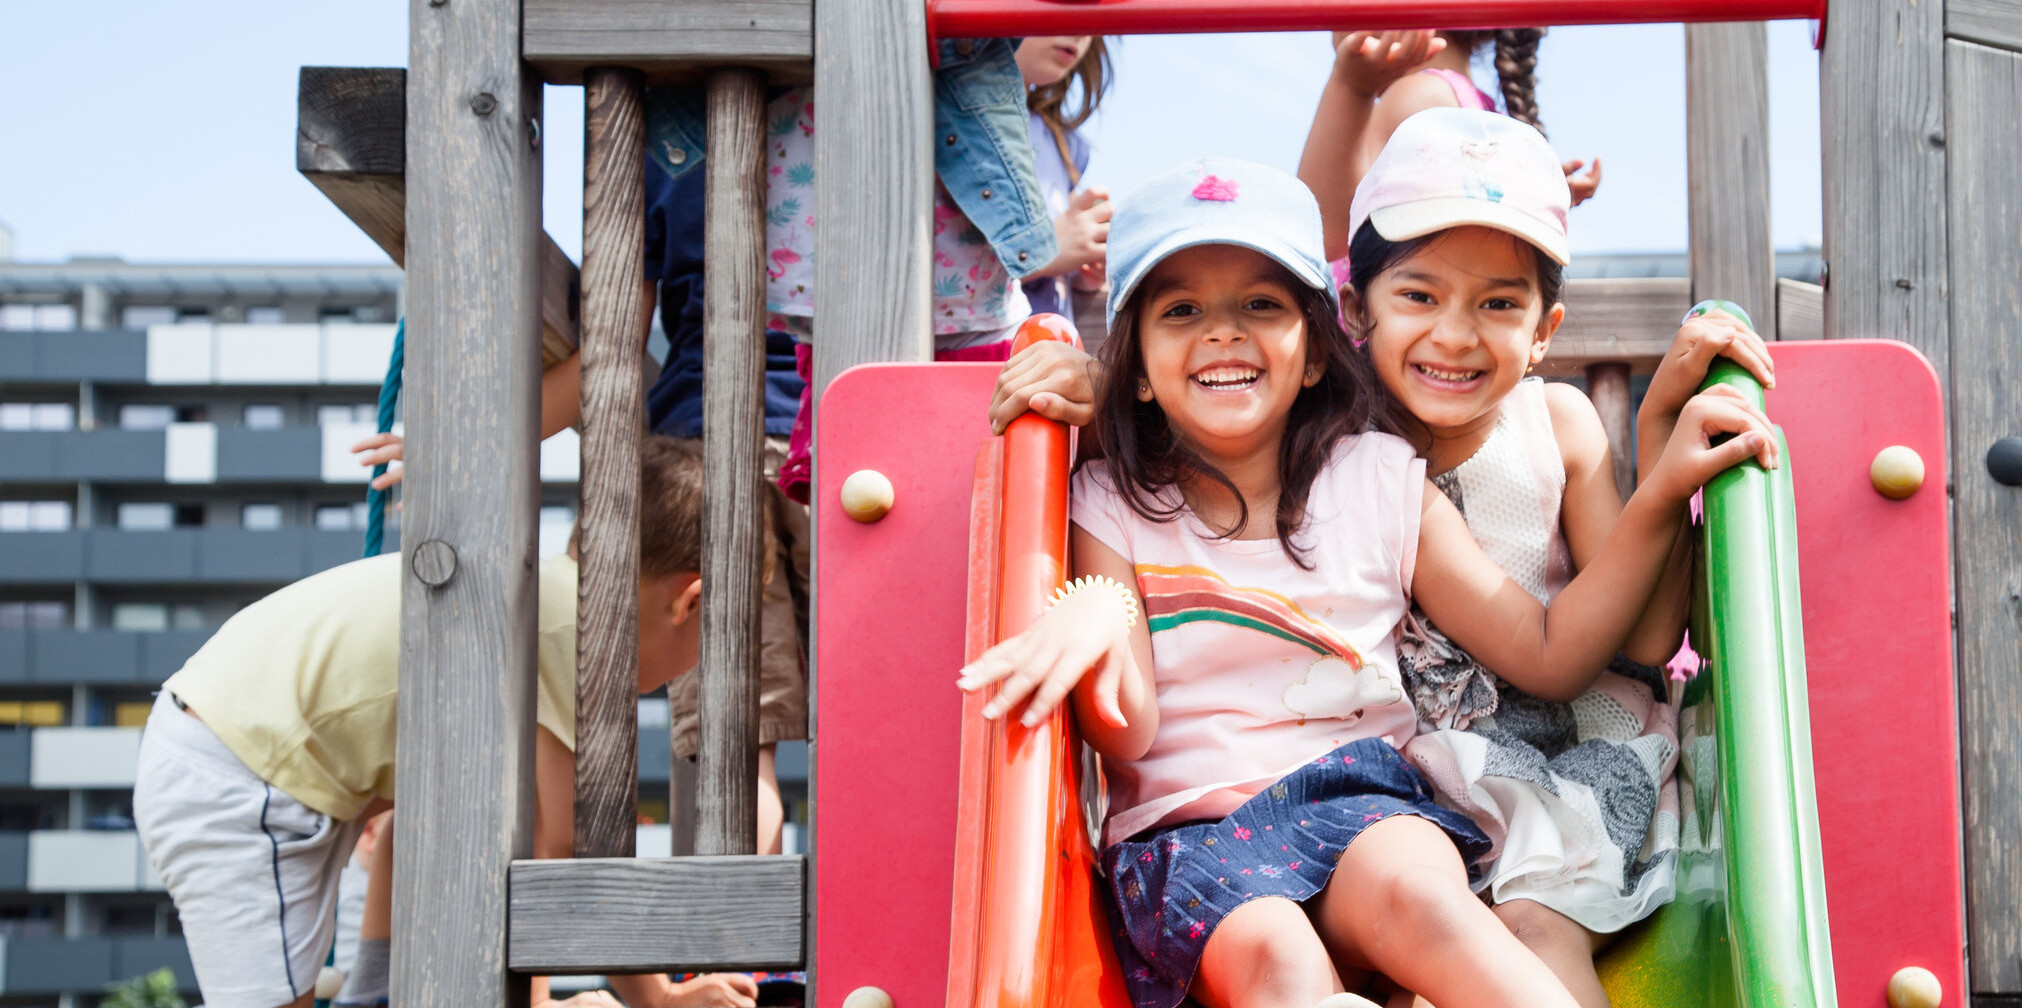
(963, 151, 1777, 1008)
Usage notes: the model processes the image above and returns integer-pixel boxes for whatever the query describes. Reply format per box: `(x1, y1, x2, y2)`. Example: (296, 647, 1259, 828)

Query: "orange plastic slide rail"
(947, 315, 1131, 1008)
(929, 0, 1826, 38)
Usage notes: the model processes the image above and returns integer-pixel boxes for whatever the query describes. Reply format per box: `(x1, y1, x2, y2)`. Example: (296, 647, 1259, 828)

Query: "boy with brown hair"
(135, 437, 753, 1008)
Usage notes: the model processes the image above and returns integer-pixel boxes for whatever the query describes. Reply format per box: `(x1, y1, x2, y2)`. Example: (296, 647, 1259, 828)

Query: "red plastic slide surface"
(928, 0, 1826, 39)
(1769, 340, 1965, 1007)
(812, 318, 1126, 1008)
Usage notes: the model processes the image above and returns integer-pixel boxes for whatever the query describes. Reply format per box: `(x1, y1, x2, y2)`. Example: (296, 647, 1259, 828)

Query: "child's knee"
(1199, 898, 1332, 999)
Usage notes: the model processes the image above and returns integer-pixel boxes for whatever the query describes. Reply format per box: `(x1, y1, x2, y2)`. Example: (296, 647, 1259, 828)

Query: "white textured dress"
(1400, 377, 1682, 934)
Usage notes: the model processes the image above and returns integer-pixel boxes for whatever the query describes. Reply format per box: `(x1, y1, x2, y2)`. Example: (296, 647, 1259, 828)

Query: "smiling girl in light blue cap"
(960, 154, 1780, 1008)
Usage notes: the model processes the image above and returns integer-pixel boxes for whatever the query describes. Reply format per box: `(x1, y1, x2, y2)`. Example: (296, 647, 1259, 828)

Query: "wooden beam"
(1775, 278, 1823, 341)
(507, 856, 806, 972)
(1950, 0, 2022, 54)
(573, 66, 648, 860)
(297, 66, 582, 367)
(1821, 0, 1948, 374)
(699, 68, 768, 857)
(1585, 363, 1635, 498)
(1535, 277, 1692, 376)
(523, 0, 813, 85)
(1946, 36, 2022, 995)
(1685, 23, 1776, 324)
(391, 0, 542, 1000)
(812, 0, 934, 395)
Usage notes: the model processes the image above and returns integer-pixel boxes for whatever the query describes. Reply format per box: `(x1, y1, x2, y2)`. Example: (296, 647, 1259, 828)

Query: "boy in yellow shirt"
(134, 437, 748, 1008)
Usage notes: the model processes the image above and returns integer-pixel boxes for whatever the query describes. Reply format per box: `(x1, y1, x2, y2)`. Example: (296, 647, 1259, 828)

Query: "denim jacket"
(642, 37, 1056, 281)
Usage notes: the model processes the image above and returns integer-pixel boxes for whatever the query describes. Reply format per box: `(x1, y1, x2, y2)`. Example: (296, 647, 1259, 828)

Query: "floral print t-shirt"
(760, 87, 1027, 341)
(931, 182, 1030, 339)
(764, 88, 816, 319)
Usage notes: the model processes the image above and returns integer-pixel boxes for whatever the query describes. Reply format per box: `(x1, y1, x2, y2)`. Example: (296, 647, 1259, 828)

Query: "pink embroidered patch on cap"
(1191, 175, 1240, 201)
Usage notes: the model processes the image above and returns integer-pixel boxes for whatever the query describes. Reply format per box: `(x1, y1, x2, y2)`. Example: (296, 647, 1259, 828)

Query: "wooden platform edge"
(524, 0, 813, 86)
(296, 65, 582, 364)
(506, 855, 807, 973)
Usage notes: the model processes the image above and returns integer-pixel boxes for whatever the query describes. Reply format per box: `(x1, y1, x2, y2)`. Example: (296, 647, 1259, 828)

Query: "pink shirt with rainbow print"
(1071, 434, 1427, 846)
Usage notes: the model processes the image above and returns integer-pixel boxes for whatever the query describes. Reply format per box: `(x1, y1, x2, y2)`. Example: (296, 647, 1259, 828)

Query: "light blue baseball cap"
(1105, 157, 1336, 327)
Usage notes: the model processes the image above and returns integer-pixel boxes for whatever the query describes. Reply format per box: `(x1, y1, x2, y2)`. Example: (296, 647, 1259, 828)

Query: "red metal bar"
(929, 0, 1826, 39)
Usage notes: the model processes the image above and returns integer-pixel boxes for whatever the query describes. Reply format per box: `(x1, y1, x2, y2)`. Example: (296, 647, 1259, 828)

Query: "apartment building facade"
(0, 257, 604, 1004)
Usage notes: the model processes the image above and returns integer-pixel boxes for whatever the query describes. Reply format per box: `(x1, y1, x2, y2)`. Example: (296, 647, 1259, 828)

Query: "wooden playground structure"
(290, 0, 2022, 1003)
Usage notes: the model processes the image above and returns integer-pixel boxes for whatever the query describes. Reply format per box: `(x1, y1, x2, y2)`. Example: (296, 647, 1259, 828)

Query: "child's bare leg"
(1494, 899, 1610, 1008)
(758, 743, 784, 855)
(1192, 897, 1342, 1008)
(1311, 817, 1577, 1008)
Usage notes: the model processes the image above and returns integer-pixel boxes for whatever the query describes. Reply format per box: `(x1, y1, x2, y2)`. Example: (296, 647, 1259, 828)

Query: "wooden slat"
(1775, 278, 1823, 342)
(1536, 277, 1693, 376)
(812, 0, 934, 395)
(524, 0, 813, 85)
(699, 68, 768, 857)
(1685, 23, 1776, 323)
(297, 65, 582, 366)
(1585, 362, 1635, 499)
(508, 856, 806, 972)
(1950, 0, 2022, 54)
(573, 66, 647, 860)
(1946, 37, 2022, 995)
(1821, 0, 1949, 374)
(391, 0, 542, 1000)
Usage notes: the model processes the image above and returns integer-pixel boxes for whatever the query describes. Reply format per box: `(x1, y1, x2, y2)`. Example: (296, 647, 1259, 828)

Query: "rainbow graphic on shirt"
(1135, 564, 1363, 670)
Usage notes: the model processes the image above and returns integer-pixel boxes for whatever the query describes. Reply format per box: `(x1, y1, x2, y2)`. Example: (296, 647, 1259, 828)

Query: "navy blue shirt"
(642, 159, 805, 439)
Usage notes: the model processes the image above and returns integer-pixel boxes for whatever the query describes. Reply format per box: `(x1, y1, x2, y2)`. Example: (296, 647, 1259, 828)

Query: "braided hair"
(1434, 29, 1546, 136)
(1492, 28, 1546, 135)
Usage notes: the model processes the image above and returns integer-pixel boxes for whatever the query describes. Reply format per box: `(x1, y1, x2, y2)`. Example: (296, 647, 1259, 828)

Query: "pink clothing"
(1420, 67, 1497, 112)
(1070, 434, 1427, 846)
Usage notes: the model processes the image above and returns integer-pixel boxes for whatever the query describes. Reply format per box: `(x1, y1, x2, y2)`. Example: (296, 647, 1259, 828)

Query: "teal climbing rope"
(363, 318, 404, 558)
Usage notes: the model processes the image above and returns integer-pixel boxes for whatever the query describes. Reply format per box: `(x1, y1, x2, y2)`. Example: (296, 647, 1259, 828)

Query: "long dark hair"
(1094, 258, 1404, 568)
(1438, 29, 1547, 135)
(1027, 37, 1111, 188)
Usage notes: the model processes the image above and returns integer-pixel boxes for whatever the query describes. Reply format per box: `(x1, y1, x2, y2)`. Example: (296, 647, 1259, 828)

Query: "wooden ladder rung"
(507, 855, 807, 973)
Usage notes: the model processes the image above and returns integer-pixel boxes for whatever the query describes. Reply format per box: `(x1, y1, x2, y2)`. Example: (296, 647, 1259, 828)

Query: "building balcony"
(0, 934, 194, 995)
(0, 629, 208, 686)
(0, 529, 376, 585)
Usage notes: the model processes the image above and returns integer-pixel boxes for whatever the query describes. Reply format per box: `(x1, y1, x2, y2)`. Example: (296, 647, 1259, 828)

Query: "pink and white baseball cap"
(1346, 107, 1571, 265)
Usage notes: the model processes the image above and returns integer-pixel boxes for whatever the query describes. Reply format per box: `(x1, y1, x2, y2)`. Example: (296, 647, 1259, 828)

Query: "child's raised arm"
(1297, 30, 1449, 260)
(957, 525, 1158, 761)
(1414, 385, 1777, 699)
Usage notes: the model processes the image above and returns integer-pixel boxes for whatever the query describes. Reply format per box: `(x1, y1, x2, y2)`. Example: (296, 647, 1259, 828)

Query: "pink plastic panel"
(813, 362, 1000, 1008)
(1769, 340, 1964, 1007)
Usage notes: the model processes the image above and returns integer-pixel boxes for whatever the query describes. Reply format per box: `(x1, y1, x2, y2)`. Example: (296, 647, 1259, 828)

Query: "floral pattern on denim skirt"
(1099, 738, 1491, 1008)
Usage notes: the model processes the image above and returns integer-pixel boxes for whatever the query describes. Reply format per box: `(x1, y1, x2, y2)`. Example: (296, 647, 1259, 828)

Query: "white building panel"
(137, 844, 165, 891)
(214, 324, 320, 384)
(144, 324, 214, 384)
(541, 427, 581, 482)
(635, 824, 673, 858)
(163, 422, 217, 484)
(30, 727, 143, 789)
(27, 830, 140, 892)
(321, 421, 400, 483)
(321, 322, 400, 384)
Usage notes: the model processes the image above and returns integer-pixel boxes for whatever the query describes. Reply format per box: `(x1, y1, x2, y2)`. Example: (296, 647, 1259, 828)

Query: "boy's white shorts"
(134, 694, 365, 1008)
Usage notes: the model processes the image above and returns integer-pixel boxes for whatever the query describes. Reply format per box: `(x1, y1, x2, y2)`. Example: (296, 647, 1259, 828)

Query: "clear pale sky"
(0, 3, 1822, 265)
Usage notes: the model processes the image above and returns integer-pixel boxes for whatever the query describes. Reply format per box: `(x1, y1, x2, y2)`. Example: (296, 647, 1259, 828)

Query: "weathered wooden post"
(1685, 22, 1774, 319)
(392, 0, 543, 998)
(575, 65, 649, 859)
(699, 65, 770, 856)
(1940, 4, 2022, 1001)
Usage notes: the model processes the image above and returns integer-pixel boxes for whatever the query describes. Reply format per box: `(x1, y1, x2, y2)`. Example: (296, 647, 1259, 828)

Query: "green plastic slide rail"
(1697, 360, 1836, 1007)
(1596, 360, 1836, 1008)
